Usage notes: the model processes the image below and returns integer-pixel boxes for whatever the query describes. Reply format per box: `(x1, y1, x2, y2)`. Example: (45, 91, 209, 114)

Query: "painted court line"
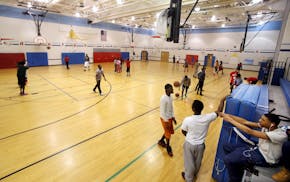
(105, 124, 182, 182)
(0, 107, 159, 180)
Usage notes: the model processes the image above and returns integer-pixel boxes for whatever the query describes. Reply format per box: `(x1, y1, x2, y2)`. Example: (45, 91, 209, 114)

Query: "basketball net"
(34, 36, 47, 44)
(130, 41, 135, 48)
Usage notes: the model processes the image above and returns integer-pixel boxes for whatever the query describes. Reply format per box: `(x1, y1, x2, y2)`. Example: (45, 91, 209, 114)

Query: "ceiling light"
(154, 21, 157, 27)
(194, 7, 200, 12)
(116, 0, 123, 5)
(131, 16, 135, 21)
(135, 24, 138, 28)
(258, 21, 265, 25)
(251, 0, 262, 4)
(35, 0, 50, 3)
(75, 12, 80, 17)
(112, 20, 115, 23)
(192, 25, 195, 29)
(156, 12, 161, 18)
(214, 5, 218, 8)
(92, 6, 98, 12)
(27, 2, 32, 8)
(221, 24, 225, 28)
(257, 12, 263, 17)
(211, 15, 216, 21)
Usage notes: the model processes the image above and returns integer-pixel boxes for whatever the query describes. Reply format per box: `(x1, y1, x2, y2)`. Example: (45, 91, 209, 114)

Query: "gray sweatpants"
(183, 141, 205, 182)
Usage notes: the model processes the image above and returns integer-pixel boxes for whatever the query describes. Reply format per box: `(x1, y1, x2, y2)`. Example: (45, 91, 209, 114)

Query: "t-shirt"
(230, 71, 238, 84)
(258, 128, 288, 164)
(160, 94, 174, 121)
(181, 77, 191, 87)
(96, 69, 103, 80)
(181, 112, 217, 145)
(64, 56, 69, 63)
(126, 60, 131, 68)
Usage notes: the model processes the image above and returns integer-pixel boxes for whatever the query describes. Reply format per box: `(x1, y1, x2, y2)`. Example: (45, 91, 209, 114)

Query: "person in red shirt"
(244, 77, 258, 84)
(229, 69, 239, 93)
(64, 55, 70, 69)
(126, 59, 131, 76)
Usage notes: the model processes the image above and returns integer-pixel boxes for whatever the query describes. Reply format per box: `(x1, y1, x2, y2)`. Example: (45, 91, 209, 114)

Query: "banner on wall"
(230, 53, 239, 64)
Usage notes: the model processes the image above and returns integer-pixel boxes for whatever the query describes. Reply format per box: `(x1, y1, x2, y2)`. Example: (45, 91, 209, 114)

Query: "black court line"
(38, 74, 79, 101)
(0, 106, 159, 180)
(0, 81, 112, 141)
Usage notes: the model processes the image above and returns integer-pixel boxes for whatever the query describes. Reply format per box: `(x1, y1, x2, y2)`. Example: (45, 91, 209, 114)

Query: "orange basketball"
(173, 81, 180, 87)
(175, 93, 180, 97)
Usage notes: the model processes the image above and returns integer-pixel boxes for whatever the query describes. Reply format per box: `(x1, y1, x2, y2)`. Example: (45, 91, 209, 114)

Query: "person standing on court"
(181, 96, 227, 182)
(181, 75, 191, 98)
(196, 67, 206, 96)
(173, 55, 176, 63)
(93, 64, 106, 96)
(158, 83, 177, 157)
(84, 54, 90, 71)
(126, 58, 131, 76)
(17, 60, 29, 95)
(64, 55, 70, 69)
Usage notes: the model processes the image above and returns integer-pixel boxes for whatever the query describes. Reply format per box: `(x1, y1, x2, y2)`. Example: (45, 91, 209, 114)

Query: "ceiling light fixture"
(75, 12, 80, 17)
(116, 0, 123, 5)
(92, 6, 98, 12)
(131, 16, 135, 21)
(156, 12, 161, 18)
(211, 15, 216, 21)
(112, 20, 115, 23)
(221, 23, 225, 27)
(27, 2, 32, 8)
(251, 0, 262, 4)
(194, 7, 200, 12)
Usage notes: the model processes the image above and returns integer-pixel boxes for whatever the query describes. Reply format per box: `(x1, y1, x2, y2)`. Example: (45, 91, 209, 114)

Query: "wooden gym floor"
(0, 61, 258, 182)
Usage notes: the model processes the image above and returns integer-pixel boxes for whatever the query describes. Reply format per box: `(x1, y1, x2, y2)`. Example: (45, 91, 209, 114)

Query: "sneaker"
(181, 172, 185, 180)
(158, 140, 166, 148)
(272, 167, 290, 182)
(166, 145, 173, 157)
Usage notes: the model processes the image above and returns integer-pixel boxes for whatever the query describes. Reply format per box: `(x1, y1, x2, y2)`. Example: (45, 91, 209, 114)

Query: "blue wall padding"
(241, 85, 261, 104)
(238, 101, 256, 121)
(255, 85, 269, 121)
(61, 53, 85, 64)
(258, 62, 268, 80)
(121, 52, 130, 60)
(231, 84, 249, 100)
(26, 52, 48, 66)
(271, 68, 284, 86)
(212, 85, 269, 182)
(280, 79, 290, 105)
(280, 78, 290, 107)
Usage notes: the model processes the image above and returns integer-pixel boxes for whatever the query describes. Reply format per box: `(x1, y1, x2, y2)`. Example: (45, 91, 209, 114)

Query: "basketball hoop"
(130, 41, 135, 48)
(34, 36, 47, 44)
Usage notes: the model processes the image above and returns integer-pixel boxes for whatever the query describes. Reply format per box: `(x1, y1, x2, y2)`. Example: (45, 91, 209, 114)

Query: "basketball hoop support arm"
(181, 0, 199, 28)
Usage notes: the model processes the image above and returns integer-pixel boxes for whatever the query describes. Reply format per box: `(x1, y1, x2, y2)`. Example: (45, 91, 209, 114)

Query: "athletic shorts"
(160, 117, 174, 139)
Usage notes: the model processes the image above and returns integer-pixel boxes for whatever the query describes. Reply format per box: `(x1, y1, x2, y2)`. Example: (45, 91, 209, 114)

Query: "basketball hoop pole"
(24, 10, 47, 36)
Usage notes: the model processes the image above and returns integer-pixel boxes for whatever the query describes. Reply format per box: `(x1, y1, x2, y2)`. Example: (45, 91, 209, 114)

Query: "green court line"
(105, 124, 182, 182)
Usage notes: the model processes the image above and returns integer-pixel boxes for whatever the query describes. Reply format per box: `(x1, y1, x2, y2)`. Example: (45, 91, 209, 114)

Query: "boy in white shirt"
(221, 113, 288, 182)
(158, 83, 177, 157)
(181, 96, 227, 181)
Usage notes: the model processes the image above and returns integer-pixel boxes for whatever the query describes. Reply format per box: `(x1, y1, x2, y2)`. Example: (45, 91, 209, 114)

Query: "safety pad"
(26, 52, 48, 66)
